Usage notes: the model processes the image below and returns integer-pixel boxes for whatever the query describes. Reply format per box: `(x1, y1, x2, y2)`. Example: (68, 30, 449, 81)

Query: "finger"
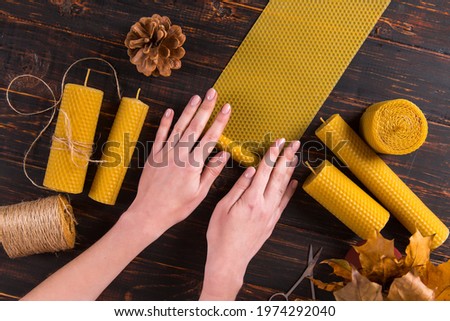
(221, 166, 256, 206)
(166, 94, 202, 149)
(151, 108, 174, 155)
(276, 180, 298, 219)
(250, 138, 286, 193)
(191, 103, 231, 167)
(200, 151, 231, 194)
(267, 179, 298, 229)
(179, 88, 218, 151)
(264, 141, 300, 201)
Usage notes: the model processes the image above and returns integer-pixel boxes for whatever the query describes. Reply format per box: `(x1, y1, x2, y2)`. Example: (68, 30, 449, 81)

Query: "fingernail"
(221, 103, 231, 114)
(244, 166, 256, 179)
(164, 108, 173, 117)
(292, 140, 300, 152)
(206, 88, 217, 101)
(190, 95, 201, 106)
(277, 138, 286, 148)
(292, 180, 299, 189)
(220, 152, 230, 162)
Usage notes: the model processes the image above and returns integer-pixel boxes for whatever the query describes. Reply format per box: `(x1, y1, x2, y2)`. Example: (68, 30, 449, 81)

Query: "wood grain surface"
(0, 0, 449, 301)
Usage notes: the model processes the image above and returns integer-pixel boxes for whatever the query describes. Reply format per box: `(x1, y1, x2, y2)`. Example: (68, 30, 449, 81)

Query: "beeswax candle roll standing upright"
(303, 160, 390, 240)
(89, 94, 149, 205)
(316, 115, 449, 249)
(43, 81, 104, 194)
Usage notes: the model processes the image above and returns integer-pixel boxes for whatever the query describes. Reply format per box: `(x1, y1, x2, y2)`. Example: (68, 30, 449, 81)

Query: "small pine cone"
(125, 14, 186, 77)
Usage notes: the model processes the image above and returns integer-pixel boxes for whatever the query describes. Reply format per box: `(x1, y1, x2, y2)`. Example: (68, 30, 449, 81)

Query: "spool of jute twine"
(360, 99, 428, 155)
(0, 195, 76, 258)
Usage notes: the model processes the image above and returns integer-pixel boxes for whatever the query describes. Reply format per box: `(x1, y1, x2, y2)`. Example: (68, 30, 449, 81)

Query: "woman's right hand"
(200, 139, 300, 300)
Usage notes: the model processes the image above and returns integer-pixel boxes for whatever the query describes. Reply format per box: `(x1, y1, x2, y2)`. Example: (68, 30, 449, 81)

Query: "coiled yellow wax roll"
(217, 135, 257, 167)
(360, 99, 428, 155)
(303, 160, 390, 240)
(43, 84, 104, 194)
(89, 97, 149, 205)
(316, 115, 449, 249)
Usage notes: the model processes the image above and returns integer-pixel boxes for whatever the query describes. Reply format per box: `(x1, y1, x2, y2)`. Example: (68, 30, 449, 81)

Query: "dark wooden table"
(0, 0, 449, 301)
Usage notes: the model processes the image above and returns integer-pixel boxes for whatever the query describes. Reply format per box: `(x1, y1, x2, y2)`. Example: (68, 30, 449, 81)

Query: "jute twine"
(0, 195, 76, 258)
(5, 57, 122, 190)
(360, 99, 428, 155)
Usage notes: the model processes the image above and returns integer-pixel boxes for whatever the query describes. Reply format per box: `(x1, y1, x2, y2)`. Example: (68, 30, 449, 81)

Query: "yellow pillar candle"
(43, 72, 104, 194)
(89, 91, 149, 205)
(360, 99, 428, 155)
(303, 160, 390, 240)
(316, 114, 449, 249)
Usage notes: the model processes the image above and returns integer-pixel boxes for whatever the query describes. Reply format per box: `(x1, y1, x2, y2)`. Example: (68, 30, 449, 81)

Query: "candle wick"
(136, 88, 142, 100)
(305, 161, 317, 175)
(84, 69, 91, 87)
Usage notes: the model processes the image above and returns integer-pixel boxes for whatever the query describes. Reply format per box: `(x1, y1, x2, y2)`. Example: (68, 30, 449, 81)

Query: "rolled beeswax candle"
(360, 99, 428, 155)
(316, 115, 449, 249)
(43, 83, 104, 194)
(217, 135, 257, 166)
(89, 95, 149, 205)
(303, 160, 390, 240)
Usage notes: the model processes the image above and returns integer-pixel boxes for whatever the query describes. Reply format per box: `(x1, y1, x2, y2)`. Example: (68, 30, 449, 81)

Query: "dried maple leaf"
(334, 268, 383, 301)
(420, 260, 450, 300)
(322, 259, 352, 282)
(435, 288, 450, 301)
(404, 230, 433, 276)
(354, 231, 404, 284)
(387, 272, 434, 301)
(310, 278, 344, 292)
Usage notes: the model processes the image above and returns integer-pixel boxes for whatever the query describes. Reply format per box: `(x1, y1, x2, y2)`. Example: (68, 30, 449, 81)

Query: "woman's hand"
(126, 88, 231, 238)
(22, 88, 231, 301)
(200, 139, 300, 300)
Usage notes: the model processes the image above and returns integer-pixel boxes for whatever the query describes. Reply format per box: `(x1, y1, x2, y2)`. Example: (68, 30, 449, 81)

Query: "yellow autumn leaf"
(404, 230, 433, 276)
(421, 260, 450, 299)
(322, 259, 352, 281)
(334, 269, 383, 301)
(387, 272, 434, 301)
(310, 278, 344, 292)
(354, 231, 403, 284)
(435, 287, 450, 301)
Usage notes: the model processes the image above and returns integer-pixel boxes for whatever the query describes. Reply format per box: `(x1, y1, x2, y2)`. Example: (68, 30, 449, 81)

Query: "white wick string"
(5, 57, 122, 189)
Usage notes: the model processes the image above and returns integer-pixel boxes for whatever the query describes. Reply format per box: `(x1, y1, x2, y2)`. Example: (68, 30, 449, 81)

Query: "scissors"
(269, 245, 322, 301)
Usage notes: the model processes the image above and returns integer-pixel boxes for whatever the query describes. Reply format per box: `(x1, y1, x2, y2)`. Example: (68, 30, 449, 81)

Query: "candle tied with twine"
(6, 57, 122, 192)
(0, 195, 76, 258)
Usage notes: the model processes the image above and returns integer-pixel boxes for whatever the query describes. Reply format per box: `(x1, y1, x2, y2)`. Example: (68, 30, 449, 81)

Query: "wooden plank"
(1, 0, 448, 56)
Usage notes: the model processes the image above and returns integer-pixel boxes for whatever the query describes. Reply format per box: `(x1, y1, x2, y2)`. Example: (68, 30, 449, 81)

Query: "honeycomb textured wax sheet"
(89, 98, 149, 205)
(43, 84, 104, 194)
(210, 0, 391, 165)
(360, 99, 428, 155)
(303, 160, 390, 240)
(316, 114, 449, 249)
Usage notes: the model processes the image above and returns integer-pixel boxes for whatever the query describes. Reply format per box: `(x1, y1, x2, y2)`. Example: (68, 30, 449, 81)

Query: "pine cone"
(125, 14, 186, 77)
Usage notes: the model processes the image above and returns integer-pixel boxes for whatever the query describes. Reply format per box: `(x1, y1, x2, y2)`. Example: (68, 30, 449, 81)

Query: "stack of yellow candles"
(89, 90, 149, 205)
(315, 114, 448, 249)
(43, 71, 104, 194)
(303, 160, 390, 240)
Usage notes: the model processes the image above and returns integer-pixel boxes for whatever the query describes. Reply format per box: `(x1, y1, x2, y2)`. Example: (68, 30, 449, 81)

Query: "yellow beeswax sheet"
(209, 0, 390, 165)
